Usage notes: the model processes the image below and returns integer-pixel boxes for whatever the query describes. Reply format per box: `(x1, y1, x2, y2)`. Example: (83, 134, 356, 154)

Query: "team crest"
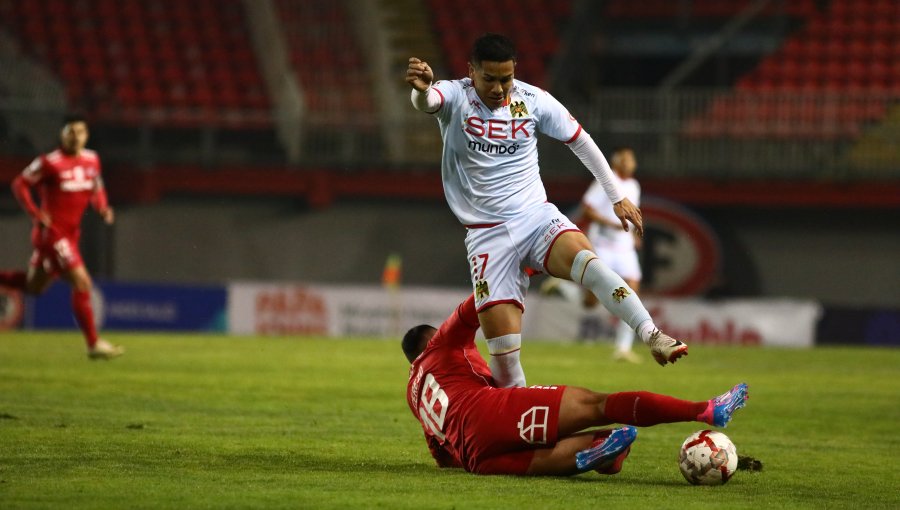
(509, 100, 528, 118)
(611, 286, 630, 303)
(475, 280, 490, 300)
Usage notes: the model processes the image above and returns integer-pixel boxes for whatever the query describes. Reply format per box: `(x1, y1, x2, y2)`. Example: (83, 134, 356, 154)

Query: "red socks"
(0, 270, 27, 290)
(604, 391, 709, 427)
(71, 289, 98, 348)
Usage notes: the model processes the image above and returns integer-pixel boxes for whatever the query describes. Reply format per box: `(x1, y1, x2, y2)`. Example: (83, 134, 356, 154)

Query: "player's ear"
(467, 61, 476, 81)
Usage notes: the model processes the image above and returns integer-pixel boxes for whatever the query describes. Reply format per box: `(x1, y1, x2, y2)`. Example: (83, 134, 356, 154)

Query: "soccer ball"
(678, 430, 738, 485)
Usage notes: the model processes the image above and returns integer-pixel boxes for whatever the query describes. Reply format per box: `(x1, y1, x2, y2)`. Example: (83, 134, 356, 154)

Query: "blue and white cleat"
(701, 383, 749, 428)
(575, 426, 637, 472)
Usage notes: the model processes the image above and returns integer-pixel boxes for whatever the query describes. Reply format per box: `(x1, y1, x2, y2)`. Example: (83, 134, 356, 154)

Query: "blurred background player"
(543, 147, 644, 363)
(0, 114, 122, 359)
(407, 34, 687, 387)
(403, 294, 748, 476)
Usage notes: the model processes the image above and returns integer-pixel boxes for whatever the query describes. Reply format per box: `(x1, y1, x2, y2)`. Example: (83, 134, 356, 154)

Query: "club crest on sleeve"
(509, 101, 528, 118)
(611, 286, 630, 303)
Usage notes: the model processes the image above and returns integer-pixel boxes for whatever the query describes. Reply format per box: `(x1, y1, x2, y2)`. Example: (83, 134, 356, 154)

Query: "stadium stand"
(0, 0, 270, 127)
(603, 0, 818, 19)
(427, 0, 572, 87)
(276, 0, 375, 124)
(685, 0, 900, 139)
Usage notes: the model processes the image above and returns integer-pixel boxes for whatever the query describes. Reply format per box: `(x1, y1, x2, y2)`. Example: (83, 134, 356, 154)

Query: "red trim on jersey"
(429, 88, 445, 114)
(476, 299, 525, 314)
(564, 124, 583, 144)
(465, 222, 503, 229)
(542, 228, 582, 272)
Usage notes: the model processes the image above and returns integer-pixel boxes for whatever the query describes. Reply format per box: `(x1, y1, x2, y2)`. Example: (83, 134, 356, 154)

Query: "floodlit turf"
(0, 333, 898, 509)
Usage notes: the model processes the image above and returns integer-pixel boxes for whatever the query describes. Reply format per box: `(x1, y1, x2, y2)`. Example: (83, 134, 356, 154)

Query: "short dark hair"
(62, 112, 88, 127)
(402, 324, 435, 363)
(470, 33, 517, 67)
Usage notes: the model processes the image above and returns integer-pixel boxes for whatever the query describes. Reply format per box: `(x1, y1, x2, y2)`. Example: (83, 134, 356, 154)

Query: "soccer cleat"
(88, 339, 125, 360)
(646, 330, 688, 366)
(698, 383, 750, 428)
(596, 446, 632, 475)
(575, 426, 637, 472)
(612, 349, 643, 364)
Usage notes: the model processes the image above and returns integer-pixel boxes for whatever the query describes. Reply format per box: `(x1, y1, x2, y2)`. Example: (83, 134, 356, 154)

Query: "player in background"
(407, 34, 687, 387)
(543, 147, 645, 363)
(403, 294, 749, 476)
(0, 114, 123, 359)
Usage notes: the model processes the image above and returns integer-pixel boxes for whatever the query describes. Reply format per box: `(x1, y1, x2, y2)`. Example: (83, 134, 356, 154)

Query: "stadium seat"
(0, 0, 271, 128)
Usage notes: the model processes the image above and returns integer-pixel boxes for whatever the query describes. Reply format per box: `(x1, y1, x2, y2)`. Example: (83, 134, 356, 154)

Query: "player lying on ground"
(403, 294, 749, 476)
(407, 33, 686, 388)
(0, 114, 123, 359)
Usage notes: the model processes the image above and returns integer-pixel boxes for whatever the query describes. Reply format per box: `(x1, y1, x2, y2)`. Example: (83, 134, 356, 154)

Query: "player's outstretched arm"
(567, 131, 643, 236)
(90, 177, 114, 225)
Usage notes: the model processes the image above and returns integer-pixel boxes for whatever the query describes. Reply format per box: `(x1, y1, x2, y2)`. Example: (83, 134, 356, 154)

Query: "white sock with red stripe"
(486, 334, 526, 388)
(571, 250, 657, 344)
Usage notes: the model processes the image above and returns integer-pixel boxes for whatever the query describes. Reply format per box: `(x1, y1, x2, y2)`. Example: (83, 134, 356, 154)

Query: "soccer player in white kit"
(582, 147, 644, 363)
(406, 34, 687, 387)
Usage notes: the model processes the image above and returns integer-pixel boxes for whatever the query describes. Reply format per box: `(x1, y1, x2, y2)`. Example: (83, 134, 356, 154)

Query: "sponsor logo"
(475, 279, 490, 300)
(509, 100, 529, 118)
(467, 140, 521, 155)
(641, 198, 721, 296)
(254, 287, 328, 335)
(464, 117, 531, 139)
(611, 286, 630, 303)
(518, 406, 550, 444)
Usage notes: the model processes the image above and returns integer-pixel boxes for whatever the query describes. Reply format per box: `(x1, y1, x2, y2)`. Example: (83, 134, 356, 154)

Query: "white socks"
(614, 319, 636, 352)
(487, 334, 526, 388)
(571, 250, 658, 344)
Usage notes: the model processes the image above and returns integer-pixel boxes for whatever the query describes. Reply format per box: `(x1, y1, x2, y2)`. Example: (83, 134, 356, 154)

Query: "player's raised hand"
(406, 57, 434, 91)
(99, 207, 115, 225)
(613, 198, 643, 237)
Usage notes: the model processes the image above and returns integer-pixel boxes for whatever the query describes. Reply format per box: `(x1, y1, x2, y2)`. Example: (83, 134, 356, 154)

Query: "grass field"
(1, 333, 898, 509)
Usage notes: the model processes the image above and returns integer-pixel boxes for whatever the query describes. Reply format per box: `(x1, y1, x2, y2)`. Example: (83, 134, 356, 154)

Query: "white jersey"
(429, 78, 582, 226)
(583, 175, 641, 252)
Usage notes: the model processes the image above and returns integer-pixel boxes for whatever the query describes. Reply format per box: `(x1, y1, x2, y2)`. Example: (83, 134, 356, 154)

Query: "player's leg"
(60, 262, 123, 359)
(557, 384, 749, 431)
(0, 269, 27, 290)
(478, 303, 525, 388)
(612, 277, 641, 362)
(544, 231, 686, 366)
(466, 226, 529, 388)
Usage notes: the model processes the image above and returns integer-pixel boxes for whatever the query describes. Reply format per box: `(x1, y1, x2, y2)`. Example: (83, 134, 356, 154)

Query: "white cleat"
(88, 339, 125, 360)
(646, 330, 688, 366)
(612, 349, 643, 364)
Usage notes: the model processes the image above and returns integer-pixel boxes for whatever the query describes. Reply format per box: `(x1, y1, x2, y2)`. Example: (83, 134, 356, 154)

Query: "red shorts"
(462, 385, 567, 475)
(30, 226, 83, 276)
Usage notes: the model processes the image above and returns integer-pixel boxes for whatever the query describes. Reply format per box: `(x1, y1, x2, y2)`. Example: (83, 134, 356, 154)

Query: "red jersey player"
(403, 295, 749, 476)
(0, 114, 123, 359)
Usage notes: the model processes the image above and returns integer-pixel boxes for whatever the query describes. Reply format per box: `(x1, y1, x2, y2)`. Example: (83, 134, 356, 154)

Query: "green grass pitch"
(1, 333, 898, 509)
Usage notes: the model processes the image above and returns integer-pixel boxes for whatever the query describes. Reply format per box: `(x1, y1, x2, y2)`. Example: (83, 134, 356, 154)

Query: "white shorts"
(595, 247, 642, 282)
(465, 203, 580, 312)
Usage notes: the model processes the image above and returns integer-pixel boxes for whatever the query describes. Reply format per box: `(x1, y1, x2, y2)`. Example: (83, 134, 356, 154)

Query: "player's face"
(60, 122, 89, 154)
(468, 60, 515, 110)
(614, 150, 637, 178)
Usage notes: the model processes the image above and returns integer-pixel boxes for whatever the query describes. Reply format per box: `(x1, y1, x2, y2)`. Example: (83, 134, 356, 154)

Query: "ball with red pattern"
(678, 430, 738, 485)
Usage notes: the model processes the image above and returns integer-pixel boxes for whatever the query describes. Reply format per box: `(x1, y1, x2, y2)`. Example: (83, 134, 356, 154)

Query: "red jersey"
(14, 148, 107, 235)
(406, 295, 496, 468)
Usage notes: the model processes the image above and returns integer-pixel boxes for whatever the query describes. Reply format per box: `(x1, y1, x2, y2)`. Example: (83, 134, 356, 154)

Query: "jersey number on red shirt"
(418, 373, 448, 441)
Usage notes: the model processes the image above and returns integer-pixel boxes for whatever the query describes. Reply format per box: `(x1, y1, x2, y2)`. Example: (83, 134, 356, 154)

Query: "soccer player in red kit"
(0, 114, 123, 359)
(403, 295, 748, 476)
